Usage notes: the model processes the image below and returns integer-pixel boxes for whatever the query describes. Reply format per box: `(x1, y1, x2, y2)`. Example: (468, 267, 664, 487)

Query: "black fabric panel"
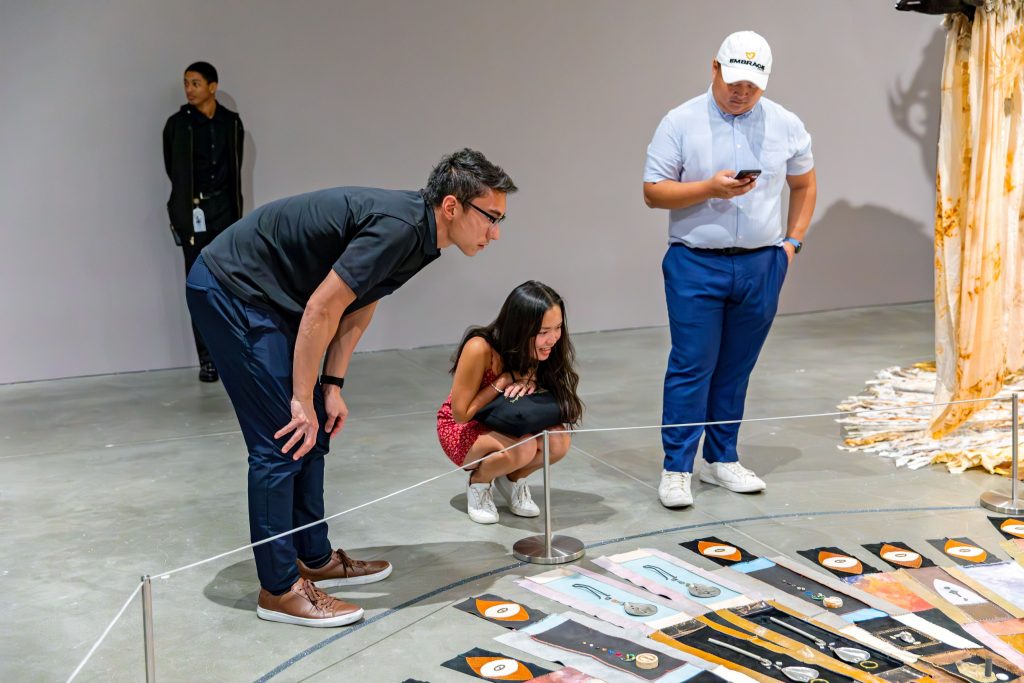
(796, 546, 882, 578)
(744, 563, 870, 615)
(679, 536, 758, 566)
(989, 516, 1024, 540)
(452, 594, 549, 630)
(440, 647, 553, 681)
(926, 537, 1001, 567)
(659, 620, 859, 683)
(531, 618, 686, 680)
(854, 614, 958, 658)
(717, 603, 905, 673)
(862, 541, 936, 569)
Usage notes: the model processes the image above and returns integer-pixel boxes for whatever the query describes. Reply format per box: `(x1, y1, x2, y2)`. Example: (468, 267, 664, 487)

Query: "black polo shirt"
(202, 187, 440, 323)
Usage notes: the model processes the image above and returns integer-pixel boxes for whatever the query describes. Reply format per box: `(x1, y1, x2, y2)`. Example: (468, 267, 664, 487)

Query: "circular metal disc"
(623, 601, 659, 616)
(688, 583, 722, 598)
(512, 534, 585, 565)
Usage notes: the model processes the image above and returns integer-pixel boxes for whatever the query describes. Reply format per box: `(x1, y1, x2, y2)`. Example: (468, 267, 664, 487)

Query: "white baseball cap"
(716, 31, 772, 90)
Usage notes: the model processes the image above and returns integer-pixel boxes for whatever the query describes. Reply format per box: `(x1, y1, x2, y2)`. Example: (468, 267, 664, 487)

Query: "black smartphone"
(733, 169, 761, 181)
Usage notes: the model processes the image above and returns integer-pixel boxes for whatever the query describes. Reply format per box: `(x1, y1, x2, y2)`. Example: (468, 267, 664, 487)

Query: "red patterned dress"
(437, 368, 498, 466)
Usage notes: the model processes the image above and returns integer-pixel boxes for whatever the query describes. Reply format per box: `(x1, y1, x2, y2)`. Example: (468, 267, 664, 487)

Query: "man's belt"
(684, 244, 774, 256)
(195, 189, 225, 201)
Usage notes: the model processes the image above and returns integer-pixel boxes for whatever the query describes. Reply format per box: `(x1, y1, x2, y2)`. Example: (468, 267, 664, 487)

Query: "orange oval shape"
(466, 656, 534, 680)
(818, 550, 864, 574)
(943, 539, 987, 563)
(475, 599, 528, 621)
(698, 541, 741, 561)
(880, 544, 923, 568)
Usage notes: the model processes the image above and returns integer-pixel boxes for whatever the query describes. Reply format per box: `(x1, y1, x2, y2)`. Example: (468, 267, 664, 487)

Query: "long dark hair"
(451, 281, 583, 426)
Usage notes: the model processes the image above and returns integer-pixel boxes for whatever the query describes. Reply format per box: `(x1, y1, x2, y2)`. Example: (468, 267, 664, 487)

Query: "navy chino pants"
(661, 244, 788, 473)
(186, 255, 333, 594)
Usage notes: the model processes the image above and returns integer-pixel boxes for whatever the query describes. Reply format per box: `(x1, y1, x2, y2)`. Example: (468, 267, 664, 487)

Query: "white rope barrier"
(563, 394, 1017, 435)
(152, 431, 540, 579)
(66, 581, 143, 683)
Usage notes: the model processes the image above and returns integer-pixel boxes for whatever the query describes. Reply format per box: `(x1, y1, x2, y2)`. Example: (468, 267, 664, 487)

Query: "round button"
(822, 596, 844, 609)
(636, 653, 659, 670)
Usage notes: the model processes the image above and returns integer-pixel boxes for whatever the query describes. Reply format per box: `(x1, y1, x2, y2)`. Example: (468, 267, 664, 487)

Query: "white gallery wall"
(0, 1, 943, 384)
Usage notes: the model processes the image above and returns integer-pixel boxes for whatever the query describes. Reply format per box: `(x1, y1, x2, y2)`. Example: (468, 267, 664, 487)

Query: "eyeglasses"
(465, 201, 506, 226)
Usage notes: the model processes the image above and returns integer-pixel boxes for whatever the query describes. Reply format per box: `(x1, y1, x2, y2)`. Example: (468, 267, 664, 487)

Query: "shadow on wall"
(780, 200, 934, 314)
(781, 29, 945, 316)
(216, 91, 257, 215)
(888, 26, 945, 181)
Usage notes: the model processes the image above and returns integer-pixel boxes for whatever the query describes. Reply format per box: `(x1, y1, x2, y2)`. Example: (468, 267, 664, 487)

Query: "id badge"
(193, 206, 207, 234)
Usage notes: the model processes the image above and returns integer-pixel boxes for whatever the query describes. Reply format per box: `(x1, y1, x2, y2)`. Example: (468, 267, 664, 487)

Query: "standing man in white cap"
(643, 30, 817, 507)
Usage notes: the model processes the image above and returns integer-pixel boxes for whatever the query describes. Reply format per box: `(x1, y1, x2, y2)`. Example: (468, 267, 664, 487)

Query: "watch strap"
(320, 374, 345, 389)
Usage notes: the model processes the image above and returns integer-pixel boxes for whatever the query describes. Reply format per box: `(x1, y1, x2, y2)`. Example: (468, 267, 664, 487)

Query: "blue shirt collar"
(707, 87, 759, 121)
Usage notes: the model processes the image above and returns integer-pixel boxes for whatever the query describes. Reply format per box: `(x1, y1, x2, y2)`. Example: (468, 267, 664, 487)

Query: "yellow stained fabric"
(933, 3, 1024, 438)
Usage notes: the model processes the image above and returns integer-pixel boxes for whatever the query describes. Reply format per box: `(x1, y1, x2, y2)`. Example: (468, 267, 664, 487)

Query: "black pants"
(180, 193, 238, 364)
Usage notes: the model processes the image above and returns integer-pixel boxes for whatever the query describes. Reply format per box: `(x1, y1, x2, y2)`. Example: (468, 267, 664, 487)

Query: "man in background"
(163, 61, 244, 382)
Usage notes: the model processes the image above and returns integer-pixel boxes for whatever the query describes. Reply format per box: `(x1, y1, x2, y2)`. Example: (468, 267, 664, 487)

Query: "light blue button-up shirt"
(644, 88, 814, 249)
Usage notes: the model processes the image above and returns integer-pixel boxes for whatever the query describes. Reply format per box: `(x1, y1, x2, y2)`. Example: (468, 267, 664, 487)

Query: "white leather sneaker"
(658, 470, 693, 508)
(466, 481, 499, 524)
(699, 461, 766, 493)
(493, 475, 541, 517)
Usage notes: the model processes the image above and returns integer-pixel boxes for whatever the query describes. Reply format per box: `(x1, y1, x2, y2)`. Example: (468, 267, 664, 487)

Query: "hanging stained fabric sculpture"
(931, 0, 1024, 437)
(839, 2, 1024, 476)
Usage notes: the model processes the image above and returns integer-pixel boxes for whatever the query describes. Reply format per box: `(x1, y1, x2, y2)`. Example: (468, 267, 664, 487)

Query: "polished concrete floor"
(1, 301, 1012, 682)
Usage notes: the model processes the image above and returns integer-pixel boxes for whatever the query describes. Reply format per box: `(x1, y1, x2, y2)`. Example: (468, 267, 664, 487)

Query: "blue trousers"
(186, 255, 333, 594)
(661, 245, 788, 472)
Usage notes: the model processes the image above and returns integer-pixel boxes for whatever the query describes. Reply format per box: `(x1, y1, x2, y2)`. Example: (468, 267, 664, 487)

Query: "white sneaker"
(658, 470, 693, 508)
(699, 461, 766, 493)
(467, 481, 499, 524)
(493, 475, 541, 517)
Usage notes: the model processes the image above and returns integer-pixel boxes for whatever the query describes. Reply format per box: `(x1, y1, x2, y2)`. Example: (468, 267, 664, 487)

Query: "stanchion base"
(981, 490, 1024, 515)
(513, 535, 585, 565)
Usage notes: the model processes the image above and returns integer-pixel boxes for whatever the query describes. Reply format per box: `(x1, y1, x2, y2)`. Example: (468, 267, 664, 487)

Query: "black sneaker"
(199, 361, 219, 383)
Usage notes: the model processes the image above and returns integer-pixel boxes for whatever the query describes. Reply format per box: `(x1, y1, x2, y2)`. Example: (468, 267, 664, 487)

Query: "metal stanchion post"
(543, 429, 553, 558)
(981, 393, 1024, 514)
(513, 430, 585, 564)
(141, 575, 156, 682)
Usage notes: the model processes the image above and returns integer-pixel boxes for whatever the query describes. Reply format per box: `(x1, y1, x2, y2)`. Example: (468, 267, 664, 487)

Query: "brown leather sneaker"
(256, 578, 364, 628)
(297, 548, 393, 588)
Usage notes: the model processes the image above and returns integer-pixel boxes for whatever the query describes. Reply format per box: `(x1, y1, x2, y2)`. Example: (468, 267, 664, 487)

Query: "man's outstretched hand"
(275, 397, 319, 460)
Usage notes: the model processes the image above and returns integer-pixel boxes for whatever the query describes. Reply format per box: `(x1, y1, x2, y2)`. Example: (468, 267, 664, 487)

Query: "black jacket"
(162, 103, 244, 244)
